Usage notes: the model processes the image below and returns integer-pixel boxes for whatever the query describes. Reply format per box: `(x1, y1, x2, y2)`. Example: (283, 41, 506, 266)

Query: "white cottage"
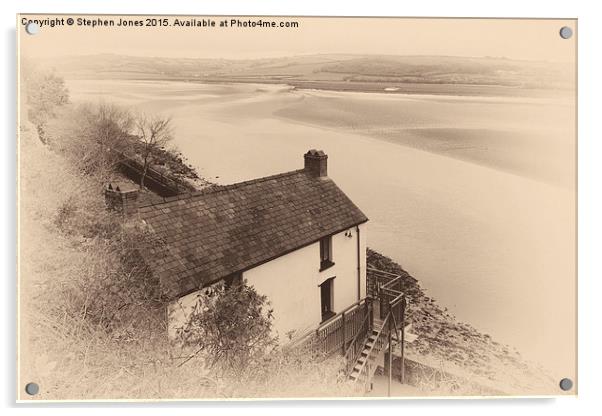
(108, 150, 369, 341)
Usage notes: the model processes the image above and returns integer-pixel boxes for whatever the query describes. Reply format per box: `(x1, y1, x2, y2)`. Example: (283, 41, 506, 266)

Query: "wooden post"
(366, 299, 374, 335)
(387, 315, 392, 397)
(341, 311, 346, 354)
(400, 298, 406, 384)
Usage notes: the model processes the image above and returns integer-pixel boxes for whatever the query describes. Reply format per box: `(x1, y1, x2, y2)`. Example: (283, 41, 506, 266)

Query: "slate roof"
(138, 169, 368, 299)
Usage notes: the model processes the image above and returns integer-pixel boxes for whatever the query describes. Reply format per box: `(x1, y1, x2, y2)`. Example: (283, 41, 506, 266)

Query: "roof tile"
(139, 169, 368, 299)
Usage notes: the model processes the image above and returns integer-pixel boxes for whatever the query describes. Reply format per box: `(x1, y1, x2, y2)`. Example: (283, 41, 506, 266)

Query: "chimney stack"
(304, 149, 328, 177)
(104, 182, 139, 216)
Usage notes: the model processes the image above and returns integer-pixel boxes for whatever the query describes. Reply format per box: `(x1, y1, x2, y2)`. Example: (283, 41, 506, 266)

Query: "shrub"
(21, 62, 69, 142)
(176, 280, 277, 374)
(50, 102, 134, 183)
(49, 178, 163, 333)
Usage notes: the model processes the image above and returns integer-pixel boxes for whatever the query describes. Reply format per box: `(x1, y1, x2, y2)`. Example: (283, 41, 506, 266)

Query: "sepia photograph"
(16, 15, 576, 401)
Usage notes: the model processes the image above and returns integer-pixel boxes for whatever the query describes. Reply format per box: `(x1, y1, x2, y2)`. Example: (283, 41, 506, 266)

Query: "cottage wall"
(166, 224, 367, 342)
(244, 223, 367, 342)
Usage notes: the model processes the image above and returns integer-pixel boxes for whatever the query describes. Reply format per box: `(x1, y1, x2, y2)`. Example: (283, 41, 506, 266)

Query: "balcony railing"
(286, 267, 408, 393)
(287, 297, 373, 359)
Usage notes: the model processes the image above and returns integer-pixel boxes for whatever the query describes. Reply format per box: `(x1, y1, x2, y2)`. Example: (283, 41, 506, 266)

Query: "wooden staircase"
(347, 267, 408, 392)
(348, 325, 383, 383)
(347, 320, 392, 390)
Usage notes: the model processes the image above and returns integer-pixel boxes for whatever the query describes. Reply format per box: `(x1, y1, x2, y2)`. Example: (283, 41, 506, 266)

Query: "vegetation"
(133, 113, 173, 189)
(19, 67, 354, 400)
(48, 102, 133, 183)
(21, 66, 196, 190)
(176, 280, 277, 373)
(21, 60, 70, 143)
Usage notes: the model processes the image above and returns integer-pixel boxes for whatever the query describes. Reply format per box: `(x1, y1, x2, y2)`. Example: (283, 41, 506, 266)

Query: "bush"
(176, 280, 277, 374)
(21, 62, 69, 142)
(49, 175, 162, 334)
(49, 102, 134, 183)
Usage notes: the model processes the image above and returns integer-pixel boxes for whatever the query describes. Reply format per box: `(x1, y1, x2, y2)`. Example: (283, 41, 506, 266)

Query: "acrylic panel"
(17, 15, 577, 401)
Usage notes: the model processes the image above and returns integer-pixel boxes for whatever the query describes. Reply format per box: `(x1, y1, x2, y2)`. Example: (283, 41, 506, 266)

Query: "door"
(320, 278, 335, 322)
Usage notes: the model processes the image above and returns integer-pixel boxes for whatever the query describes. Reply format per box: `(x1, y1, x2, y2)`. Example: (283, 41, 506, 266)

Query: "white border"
(3, 1, 601, 415)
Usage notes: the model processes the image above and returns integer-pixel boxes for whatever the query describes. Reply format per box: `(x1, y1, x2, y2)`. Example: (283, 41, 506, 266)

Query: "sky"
(18, 15, 576, 63)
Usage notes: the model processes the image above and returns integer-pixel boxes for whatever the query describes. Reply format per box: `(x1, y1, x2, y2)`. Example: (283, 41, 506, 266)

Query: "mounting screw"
(25, 382, 39, 395)
(559, 378, 573, 391)
(559, 26, 573, 39)
(25, 22, 40, 35)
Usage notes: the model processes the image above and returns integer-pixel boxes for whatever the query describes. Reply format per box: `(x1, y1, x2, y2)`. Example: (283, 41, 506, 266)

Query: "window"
(319, 236, 334, 271)
(320, 277, 335, 322)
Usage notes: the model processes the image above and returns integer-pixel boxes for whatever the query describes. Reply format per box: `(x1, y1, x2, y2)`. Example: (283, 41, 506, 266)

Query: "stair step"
(348, 328, 387, 383)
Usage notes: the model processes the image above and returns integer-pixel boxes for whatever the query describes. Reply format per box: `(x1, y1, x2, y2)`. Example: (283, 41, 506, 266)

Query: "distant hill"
(35, 53, 574, 90)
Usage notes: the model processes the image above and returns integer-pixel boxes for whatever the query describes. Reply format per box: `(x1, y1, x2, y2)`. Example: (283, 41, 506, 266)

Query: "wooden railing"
(367, 267, 401, 299)
(287, 297, 372, 359)
(343, 305, 373, 375)
(286, 268, 407, 393)
(112, 150, 192, 197)
(356, 314, 390, 389)
(355, 267, 408, 391)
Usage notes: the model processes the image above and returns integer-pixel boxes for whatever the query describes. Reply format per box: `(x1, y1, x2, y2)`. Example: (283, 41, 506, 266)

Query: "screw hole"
(559, 378, 573, 391)
(25, 22, 40, 35)
(25, 382, 39, 395)
(559, 26, 573, 39)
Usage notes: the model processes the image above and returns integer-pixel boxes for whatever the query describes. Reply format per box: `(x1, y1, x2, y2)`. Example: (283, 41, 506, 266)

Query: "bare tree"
(134, 113, 173, 189)
(73, 103, 133, 182)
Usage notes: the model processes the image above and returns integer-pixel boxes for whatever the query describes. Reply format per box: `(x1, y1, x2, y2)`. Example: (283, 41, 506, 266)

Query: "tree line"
(22, 63, 173, 190)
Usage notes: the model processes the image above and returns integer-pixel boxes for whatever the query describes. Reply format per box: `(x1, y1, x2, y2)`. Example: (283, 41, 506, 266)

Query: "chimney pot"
(304, 149, 328, 177)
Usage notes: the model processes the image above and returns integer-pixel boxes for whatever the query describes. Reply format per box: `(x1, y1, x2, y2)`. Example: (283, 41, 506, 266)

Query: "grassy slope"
(19, 115, 355, 400)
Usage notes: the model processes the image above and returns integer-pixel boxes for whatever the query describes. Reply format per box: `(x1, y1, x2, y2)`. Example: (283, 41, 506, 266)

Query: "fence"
(287, 297, 373, 360)
(112, 150, 191, 197)
(286, 268, 407, 392)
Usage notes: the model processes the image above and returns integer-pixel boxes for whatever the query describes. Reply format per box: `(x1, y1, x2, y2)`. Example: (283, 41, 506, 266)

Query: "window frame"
(319, 235, 335, 271)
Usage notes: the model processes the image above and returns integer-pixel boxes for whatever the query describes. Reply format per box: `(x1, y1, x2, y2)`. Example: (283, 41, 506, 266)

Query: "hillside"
(38, 53, 574, 92)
